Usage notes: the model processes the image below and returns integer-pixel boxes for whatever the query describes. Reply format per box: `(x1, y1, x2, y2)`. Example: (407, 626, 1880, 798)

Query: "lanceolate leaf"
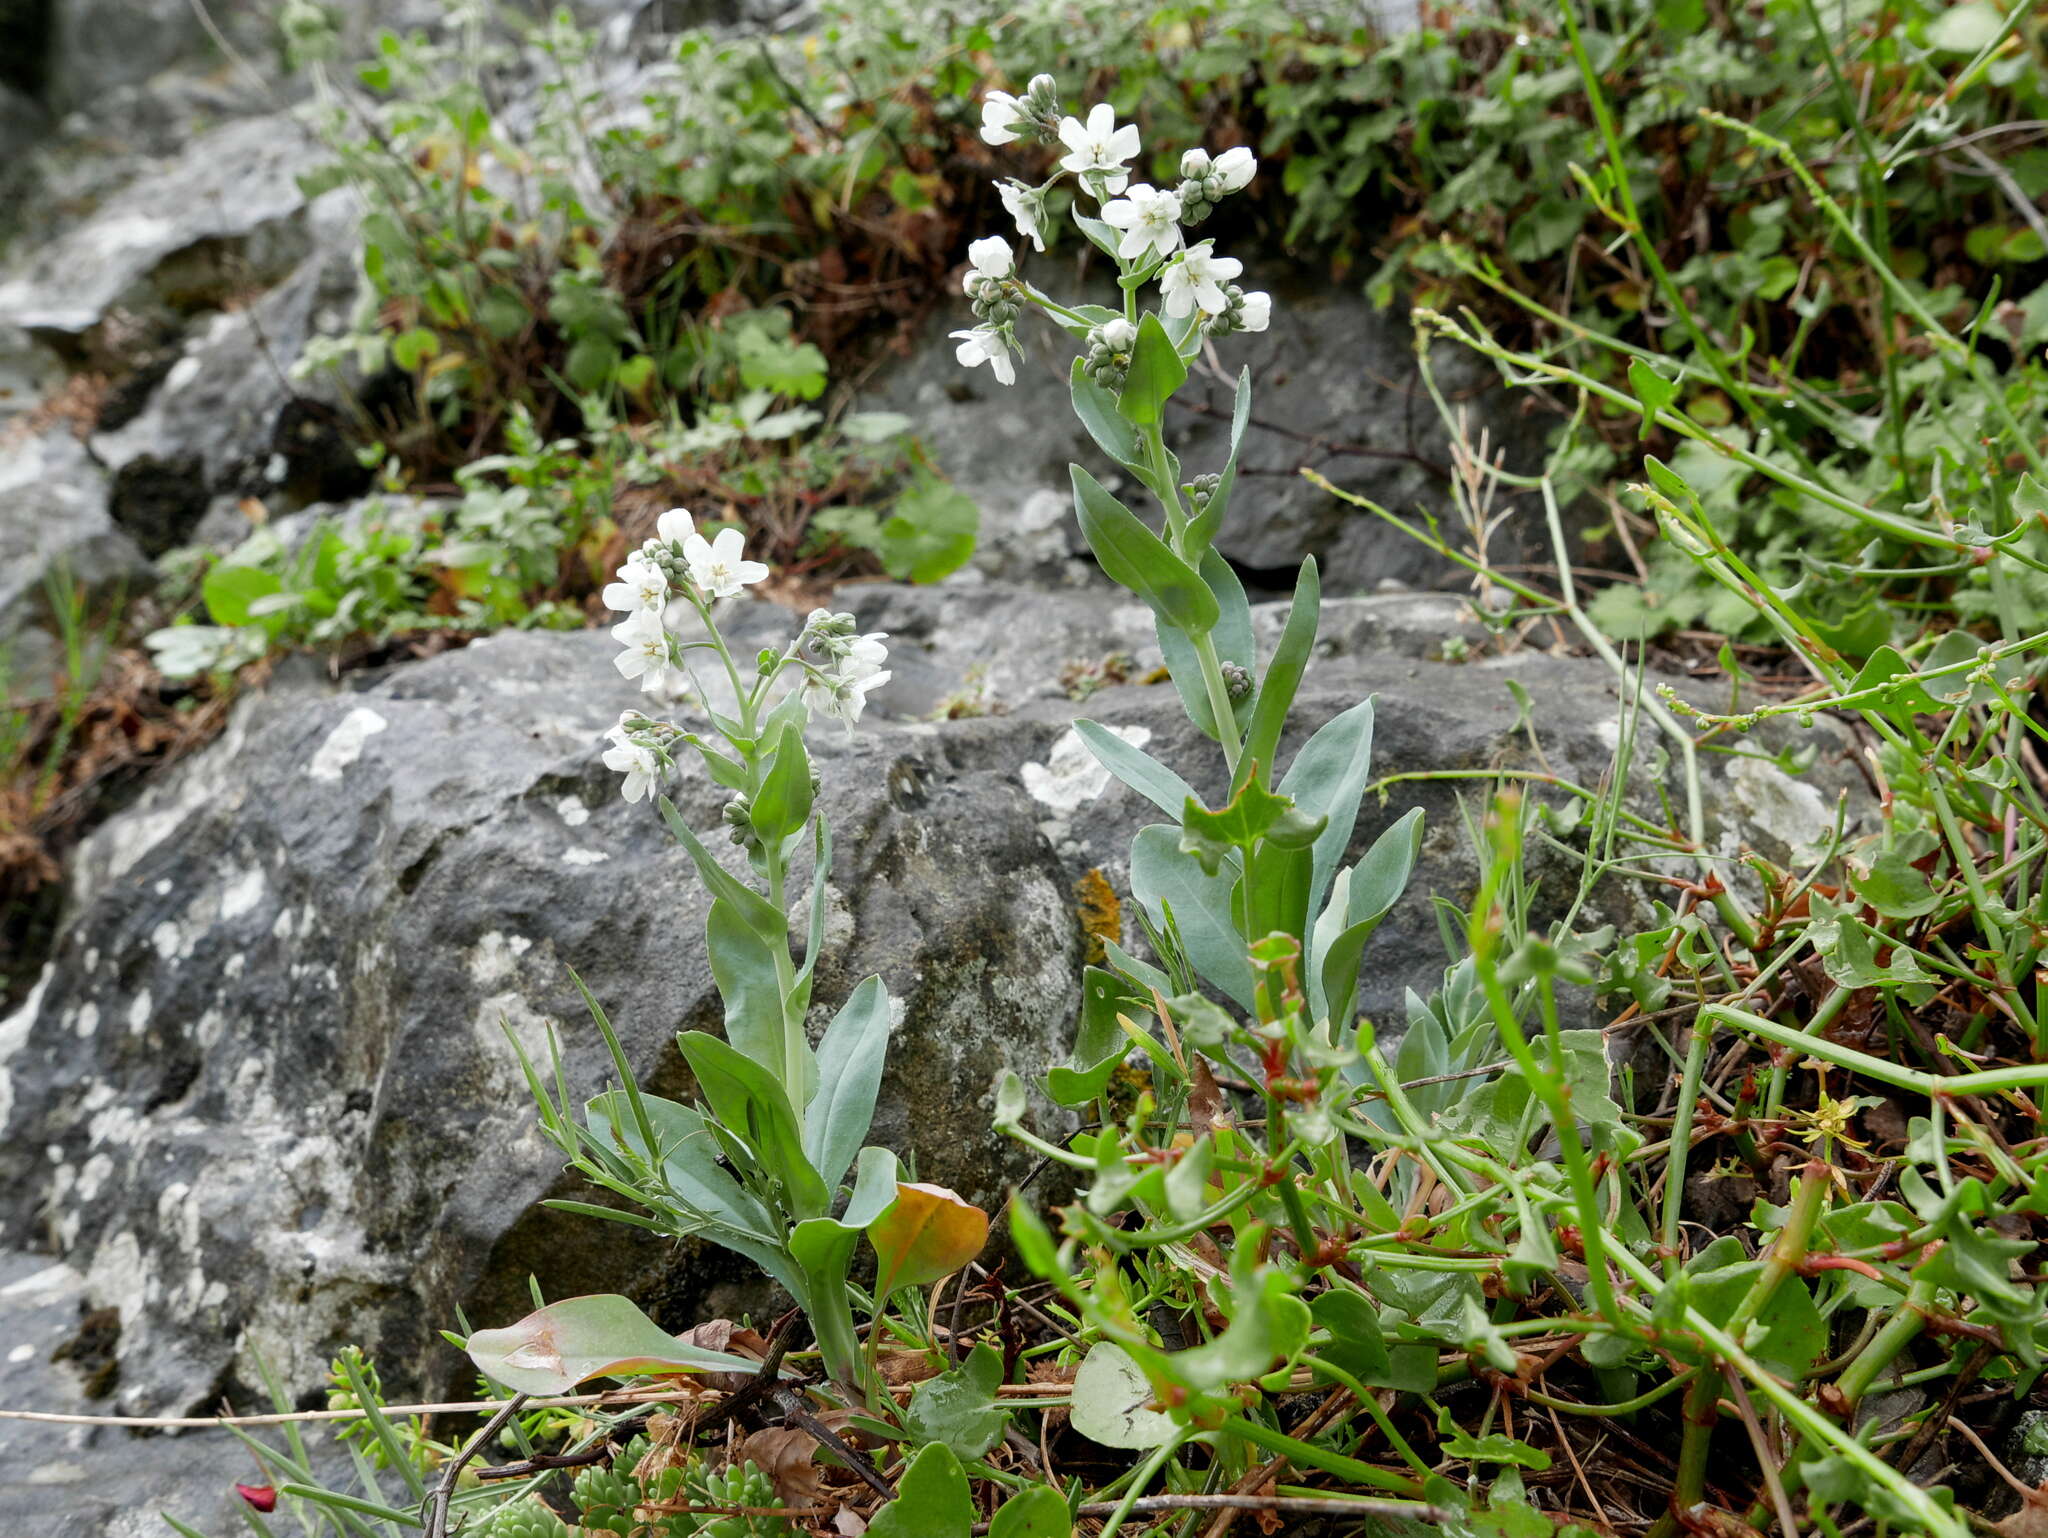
(1118, 311, 1188, 428)
(749, 722, 814, 843)
(1239, 558, 1320, 791)
(466, 1295, 760, 1397)
(1069, 359, 1144, 473)
(1073, 719, 1200, 820)
(706, 897, 783, 1072)
(1278, 697, 1377, 928)
(805, 975, 891, 1191)
(1157, 548, 1253, 739)
(1071, 465, 1218, 637)
(659, 796, 787, 940)
(1311, 807, 1425, 1025)
(1131, 825, 1254, 1009)
(1185, 367, 1252, 553)
(677, 1031, 829, 1221)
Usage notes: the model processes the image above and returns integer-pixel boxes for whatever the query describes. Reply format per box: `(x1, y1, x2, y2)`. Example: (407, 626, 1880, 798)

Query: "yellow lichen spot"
(1075, 868, 1122, 966)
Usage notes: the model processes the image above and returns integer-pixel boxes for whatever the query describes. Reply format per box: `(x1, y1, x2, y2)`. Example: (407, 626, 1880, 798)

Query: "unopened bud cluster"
(1202, 283, 1271, 340)
(1174, 147, 1258, 226)
(1185, 473, 1222, 512)
(979, 72, 1063, 147)
(1081, 318, 1139, 393)
(1220, 661, 1254, 701)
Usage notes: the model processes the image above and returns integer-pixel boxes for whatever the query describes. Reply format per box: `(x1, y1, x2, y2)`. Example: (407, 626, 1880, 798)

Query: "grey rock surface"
(0, 587, 1864, 1434)
(0, 1250, 252, 1538)
(868, 276, 1548, 594)
(92, 188, 371, 530)
(0, 111, 322, 336)
(0, 428, 152, 682)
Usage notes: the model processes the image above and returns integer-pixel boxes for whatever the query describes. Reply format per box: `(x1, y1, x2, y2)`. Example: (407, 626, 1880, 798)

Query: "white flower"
(803, 665, 892, 727)
(1099, 184, 1184, 263)
(682, 527, 769, 599)
(1056, 104, 1140, 195)
(602, 738, 661, 803)
(1213, 146, 1257, 193)
(656, 507, 694, 546)
(964, 236, 1014, 293)
(1180, 148, 1212, 181)
(840, 632, 889, 680)
(602, 550, 668, 615)
(612, 607, 673, 693)
(951, 326, 1016, 386)
(997, 180, 1047, 252)
(980, 89, 1027, 145)
(1238, 292, 1272, 332)
(1160, 240, 1243, 319)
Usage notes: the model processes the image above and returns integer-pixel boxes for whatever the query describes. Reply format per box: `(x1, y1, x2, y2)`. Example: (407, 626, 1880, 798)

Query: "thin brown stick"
(424, 1393, 528, 1538)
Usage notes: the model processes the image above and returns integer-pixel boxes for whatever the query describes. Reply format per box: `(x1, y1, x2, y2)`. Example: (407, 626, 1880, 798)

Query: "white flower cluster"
(604, 507, 769, 694)
(595, 508, 891, 802)
(955, 79, 1271, 388)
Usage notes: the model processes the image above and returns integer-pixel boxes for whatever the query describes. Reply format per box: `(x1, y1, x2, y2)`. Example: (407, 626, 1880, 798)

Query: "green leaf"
(1118, 312, 1186, 428)
(1071, 466, 1218, 637)
(805, 975, 890, 1191)
(1185, 368, 1252, 553)
(465, 1295, 759, 1397)
(903, 1342, 1009, 1459)
(1179, 779, 1326, 878)
(878, 477, 980, 584)
(1627, 359, 1677, 438)
(706, 897, 785, 1072)
(202, 563, 287, 633)
(1239, 557, 1319, 790)
(1069, 359, 1144, 472)
(1278, 697, 1378, 931)
(390, 327, 440, 372)
(583, 1092, 782, 1247)
(989, 1485, 1072, 1538)
(750, 722, 814, 843)
(1130, 825, 1254, 1010)
(736, 326, 828, 400)
(868, 1442, 976, 1538)
(1073, 719, 1200, 820)
(1310, 1288, 1393, 1386)
(1047, 966, 1147, 1106)
(1071, 1342, 1177, 1449)
(1166, 1252, 1311, 1394)
(1157, 547, 1252, 739)
(1311, 806, 1424, 1027)
(676, 1030, 829, 1220)
(1851, 849, 1941, 920)
(659, 797, 787, 940)
(1925, 0, 2004, 52)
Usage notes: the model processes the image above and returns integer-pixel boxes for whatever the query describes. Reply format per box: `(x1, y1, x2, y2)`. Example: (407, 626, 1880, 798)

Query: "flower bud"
(1220, 661, 1253, 701)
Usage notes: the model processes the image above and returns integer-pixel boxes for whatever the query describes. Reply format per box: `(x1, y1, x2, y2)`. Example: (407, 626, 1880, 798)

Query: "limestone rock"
(0, 589, 1866, 1431)
(0, 428, 152, 681)
(0, 112, 322, 337)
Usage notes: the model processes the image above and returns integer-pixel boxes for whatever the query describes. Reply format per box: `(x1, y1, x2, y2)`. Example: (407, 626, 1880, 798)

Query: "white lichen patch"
(72, 1001, 99, 1040)
(219, 866, 267, 921)
(562, 848, 609, 866)
(150, 921, 181, 962)
(1723, 753, 1835, 865)
(467, 931, 533, 989)
(306, 706, 389, 783)
(556, 795, 591, 827)
(127, 991, 152, 1035)
(1021, 725, 1152, 817)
